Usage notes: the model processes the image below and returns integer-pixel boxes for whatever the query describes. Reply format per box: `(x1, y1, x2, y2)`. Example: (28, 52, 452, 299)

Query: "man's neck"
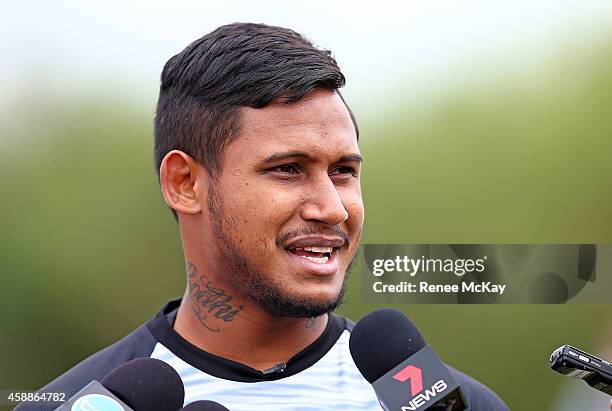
(173, 288, 328, 372)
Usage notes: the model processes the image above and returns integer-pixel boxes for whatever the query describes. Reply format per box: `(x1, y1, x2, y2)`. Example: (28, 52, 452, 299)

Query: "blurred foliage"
(2, 33, 612, 411)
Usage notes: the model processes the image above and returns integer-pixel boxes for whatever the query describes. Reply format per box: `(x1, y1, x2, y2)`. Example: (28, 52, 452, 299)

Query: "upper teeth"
(294, 246, 333, 253)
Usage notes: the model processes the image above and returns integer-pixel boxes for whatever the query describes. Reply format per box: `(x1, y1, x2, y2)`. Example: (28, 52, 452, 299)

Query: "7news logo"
(393, 365, 448, 411)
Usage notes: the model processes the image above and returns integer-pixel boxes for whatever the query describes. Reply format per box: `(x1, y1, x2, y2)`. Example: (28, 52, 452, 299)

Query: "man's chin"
(252, 286, 346, 318)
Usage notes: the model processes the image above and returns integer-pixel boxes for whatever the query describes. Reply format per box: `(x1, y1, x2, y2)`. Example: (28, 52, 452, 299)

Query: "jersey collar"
(146, 298, 347, 382)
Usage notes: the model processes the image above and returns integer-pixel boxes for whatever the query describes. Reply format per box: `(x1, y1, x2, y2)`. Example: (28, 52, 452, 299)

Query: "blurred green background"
(2, 3, 612, 410)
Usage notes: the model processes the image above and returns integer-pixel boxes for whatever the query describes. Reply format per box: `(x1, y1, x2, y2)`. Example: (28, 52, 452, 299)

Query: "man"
(17, 23, 508, 410)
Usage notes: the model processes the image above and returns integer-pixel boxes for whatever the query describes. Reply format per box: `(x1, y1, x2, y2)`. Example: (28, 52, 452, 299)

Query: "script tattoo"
(187, 262, 244, 332)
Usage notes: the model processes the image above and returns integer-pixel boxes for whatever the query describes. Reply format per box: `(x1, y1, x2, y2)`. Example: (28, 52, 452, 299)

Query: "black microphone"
(349, 308, 467, 411)
(101, 357, 185, 411)
(53, 357, 184, 411)
(179, 400, 231, 410)
(52, 381, 133, 411)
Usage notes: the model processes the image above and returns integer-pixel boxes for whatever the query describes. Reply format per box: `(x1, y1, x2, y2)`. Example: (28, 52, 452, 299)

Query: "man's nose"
(299, 175, 349, 226)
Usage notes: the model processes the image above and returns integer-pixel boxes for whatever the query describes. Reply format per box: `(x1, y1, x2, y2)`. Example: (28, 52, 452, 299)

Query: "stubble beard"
(207, 183, 355, 318)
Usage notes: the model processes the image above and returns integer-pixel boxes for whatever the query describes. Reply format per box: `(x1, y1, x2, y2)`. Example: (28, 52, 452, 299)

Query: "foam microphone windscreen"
(349, 308, 427, 383)
(179, 400, 231, 410)
(101, 357, 184, 411)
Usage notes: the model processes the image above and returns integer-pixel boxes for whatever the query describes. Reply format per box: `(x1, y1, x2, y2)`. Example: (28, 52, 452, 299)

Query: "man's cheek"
(254, 237, 274, 258)
(230, 185, 287, 212)
(342, 192, 364, 215)
(346, 211, 365, 240)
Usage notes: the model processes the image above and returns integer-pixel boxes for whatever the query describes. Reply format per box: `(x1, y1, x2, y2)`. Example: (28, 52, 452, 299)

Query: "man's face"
(203, 89, 363, 317)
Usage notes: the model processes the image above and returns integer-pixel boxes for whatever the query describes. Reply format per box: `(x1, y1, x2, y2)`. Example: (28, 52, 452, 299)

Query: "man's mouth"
(281, 235, 345, 274)
(286, 246, 334, 264)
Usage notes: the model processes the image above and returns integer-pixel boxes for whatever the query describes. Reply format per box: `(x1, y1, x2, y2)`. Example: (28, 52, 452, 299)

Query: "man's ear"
(159, 150, 208, 215)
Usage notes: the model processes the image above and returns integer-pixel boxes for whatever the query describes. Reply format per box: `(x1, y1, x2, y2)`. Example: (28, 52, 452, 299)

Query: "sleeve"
(448, 366, 510, 411)
(13, 323, 158, 411)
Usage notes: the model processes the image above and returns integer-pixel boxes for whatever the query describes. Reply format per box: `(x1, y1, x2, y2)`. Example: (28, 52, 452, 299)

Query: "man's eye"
(272, 164, 299, 174)
(331, 166, 358, 176)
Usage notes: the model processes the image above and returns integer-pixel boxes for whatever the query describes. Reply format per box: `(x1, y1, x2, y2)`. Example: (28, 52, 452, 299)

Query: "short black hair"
(154, 22, 358, 218)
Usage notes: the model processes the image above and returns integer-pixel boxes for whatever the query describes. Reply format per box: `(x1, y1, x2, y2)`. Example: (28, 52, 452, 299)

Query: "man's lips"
(284, 247, 340, 276)
(283, 235, 346, 249)
(281, 235, 347, 275)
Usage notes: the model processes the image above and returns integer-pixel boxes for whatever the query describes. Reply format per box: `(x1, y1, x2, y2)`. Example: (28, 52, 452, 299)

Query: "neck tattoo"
(187, 262, 245, 332)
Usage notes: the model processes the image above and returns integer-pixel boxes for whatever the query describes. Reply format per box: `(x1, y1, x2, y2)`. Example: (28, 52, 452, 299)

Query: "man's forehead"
(231, 90, 359, 161)
(240, 90, 355, 137)
(261, 150, 363, 165)
(239, 135, 360, 166)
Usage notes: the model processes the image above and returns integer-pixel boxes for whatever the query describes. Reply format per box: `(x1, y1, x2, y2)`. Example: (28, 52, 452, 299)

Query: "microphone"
(349, 308, 467, 411)
(54, 358, 184, 411)
(550, 344, 612, 395)
(179, 400, 231, 410)
(53, 381, 133, 411)
(101, 357, 185, 411)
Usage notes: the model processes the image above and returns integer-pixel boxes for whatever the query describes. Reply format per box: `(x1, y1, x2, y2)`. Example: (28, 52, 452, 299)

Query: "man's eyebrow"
(262, 151, 363, 164)
(338, 154, 363, 163)
(263, 151, 311, 163)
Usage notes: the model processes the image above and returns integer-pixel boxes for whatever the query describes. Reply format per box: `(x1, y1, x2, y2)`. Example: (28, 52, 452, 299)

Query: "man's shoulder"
(15, 322, 158, 411)
(331, 313, 354, 332)
(445, 366, 509, 410)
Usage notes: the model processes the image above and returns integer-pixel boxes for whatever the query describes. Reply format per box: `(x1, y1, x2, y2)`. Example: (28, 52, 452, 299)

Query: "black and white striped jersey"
(15, 298, 508, 410)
